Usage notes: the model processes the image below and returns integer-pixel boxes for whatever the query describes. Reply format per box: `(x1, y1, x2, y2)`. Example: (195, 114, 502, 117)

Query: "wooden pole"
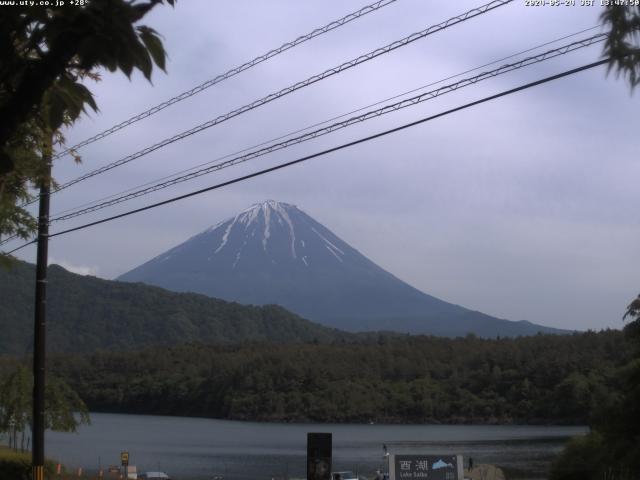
(32, 133, 52, 480)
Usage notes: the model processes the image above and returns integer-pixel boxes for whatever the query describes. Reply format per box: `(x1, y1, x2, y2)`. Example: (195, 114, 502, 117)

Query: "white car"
(332, 471, 359, 480)
(138, 473, 171, 480)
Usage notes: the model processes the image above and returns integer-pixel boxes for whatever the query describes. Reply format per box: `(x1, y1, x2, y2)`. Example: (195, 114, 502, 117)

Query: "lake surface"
(46, 413, 586, 480)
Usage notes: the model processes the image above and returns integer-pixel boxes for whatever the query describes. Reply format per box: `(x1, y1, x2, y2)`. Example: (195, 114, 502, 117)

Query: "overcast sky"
(9, 0, 640, 331)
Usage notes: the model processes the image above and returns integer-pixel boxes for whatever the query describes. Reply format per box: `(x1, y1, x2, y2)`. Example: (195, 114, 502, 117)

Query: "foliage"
(29, 329, 630, 425)
(0, 364, 90, 452)
(0, 446, 57, 480)
(45, 375, 91, 432)
(0, 0, 175, 246)
(551, 294, 640, 480)
(623, 293, 640, 322)
(0, 263, 633, 427)
(601, 6, 640, 89)
(550, 433, 609, 480)
(0, 260, 351, 355)
(0, 366, 30, 451)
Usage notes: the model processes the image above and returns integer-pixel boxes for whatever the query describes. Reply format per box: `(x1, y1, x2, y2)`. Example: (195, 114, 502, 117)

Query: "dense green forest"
(0, 260, 351, 355)
(29, 330, 628, 425)
(550, 297, 640, 480)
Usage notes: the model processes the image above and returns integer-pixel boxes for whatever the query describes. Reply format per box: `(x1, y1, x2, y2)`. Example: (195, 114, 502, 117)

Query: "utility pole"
(33, 133, 52, 480)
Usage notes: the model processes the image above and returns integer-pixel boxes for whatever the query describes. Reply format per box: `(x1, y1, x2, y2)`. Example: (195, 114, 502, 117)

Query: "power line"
(51, 0, 400, 161)
(49, 34, 605, 223)
(18, 0, 401, 211)
(14, 58, 602, 246)
(49, 24, 602, 220)
(0, 233, 20, 247)
(47, 0, 513, 196)
(5, 239, 35, 255)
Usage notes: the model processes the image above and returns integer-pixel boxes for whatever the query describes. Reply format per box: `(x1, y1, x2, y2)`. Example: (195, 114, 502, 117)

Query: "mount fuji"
(118, 200, 564, 337)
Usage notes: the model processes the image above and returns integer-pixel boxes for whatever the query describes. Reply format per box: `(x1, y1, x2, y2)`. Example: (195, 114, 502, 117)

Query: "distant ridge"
(0, 260, 351, 355)
(119, 200, 566, 337)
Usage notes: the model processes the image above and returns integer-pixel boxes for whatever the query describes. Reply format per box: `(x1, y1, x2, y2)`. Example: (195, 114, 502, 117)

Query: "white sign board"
(389, 454, 463, 480)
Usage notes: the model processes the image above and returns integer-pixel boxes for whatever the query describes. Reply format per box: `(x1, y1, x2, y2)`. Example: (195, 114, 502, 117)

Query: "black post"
(307, 432, 332, 480)
(32, 138, 52, 480)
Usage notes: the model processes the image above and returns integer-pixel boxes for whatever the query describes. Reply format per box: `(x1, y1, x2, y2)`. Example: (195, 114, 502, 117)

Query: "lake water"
(45, 413, 586, 480)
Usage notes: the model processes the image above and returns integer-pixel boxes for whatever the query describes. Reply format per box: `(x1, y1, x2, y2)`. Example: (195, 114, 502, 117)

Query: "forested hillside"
(44, 330, 628, 424)
(0, 260, 350, 354)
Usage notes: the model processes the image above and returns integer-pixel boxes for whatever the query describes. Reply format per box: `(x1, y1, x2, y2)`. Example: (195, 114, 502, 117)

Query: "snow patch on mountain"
(275, 203, 297, 259)
(218, 200, 305, 260)
(215, 218, 235, 253)
(325, 246, 343, 263)
(311, 226, 345, 264)
(240, 204, 261, 226)
(262, 205, 271, 251)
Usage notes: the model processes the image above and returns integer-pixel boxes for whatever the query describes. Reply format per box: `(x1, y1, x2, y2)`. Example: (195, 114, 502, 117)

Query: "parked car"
(138, 473, 171, 480)
(332, 471, 358, 480)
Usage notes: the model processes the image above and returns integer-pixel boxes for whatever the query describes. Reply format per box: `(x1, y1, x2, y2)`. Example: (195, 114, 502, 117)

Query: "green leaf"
(73, 83, 98, 113)
(119, 49, 134, 78)
(137, 42, 154, 80)
(138, 26, 166, 72)
(43, 88, 66, 131)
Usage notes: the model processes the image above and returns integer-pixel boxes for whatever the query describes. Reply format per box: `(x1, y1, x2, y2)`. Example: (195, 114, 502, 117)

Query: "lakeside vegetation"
(31, 330, 628, 425)
(0, 446, 58, 480)
(550, 296, 640, 480)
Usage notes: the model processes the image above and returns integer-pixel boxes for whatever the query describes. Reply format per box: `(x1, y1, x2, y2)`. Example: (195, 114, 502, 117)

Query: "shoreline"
(80, 408, 591, 428)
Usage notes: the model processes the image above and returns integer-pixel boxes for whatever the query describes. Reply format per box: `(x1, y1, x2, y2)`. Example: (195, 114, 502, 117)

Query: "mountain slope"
(119, 200, 565, 337)
(0, 260, 351, 355)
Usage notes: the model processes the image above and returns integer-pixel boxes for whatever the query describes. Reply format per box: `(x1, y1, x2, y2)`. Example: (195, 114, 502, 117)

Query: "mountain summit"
(118, 200, 564, 337)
